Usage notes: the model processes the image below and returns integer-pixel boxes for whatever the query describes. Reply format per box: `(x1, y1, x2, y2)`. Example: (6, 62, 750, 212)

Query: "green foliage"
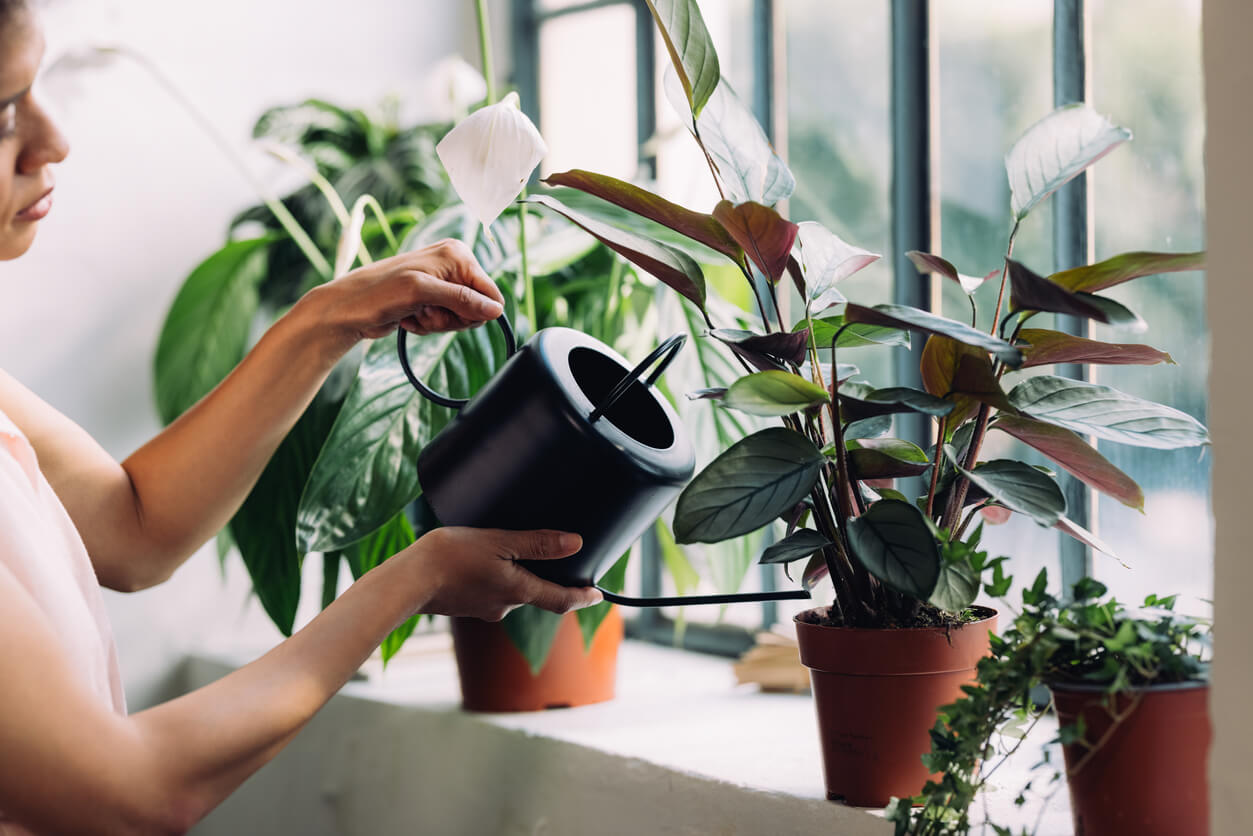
(531, 14, 1207, 631)
(888, 572, 1208, 835)
(154, 238, 271, 424)
(155, 94, 726, 665)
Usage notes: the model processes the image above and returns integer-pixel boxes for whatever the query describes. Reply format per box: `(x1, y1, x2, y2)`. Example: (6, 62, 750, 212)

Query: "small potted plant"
(525, 0, 1208, 804)
(889, 572, 1210, 835)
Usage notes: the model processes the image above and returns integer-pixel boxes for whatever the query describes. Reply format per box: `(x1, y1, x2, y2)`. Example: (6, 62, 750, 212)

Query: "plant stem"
(943, 223, 1022, 532)
(926, 414, 948, 521)
(474, 0, 535, 330)
(475, 0, 497, 106)
(518, 191, 537, 332)
(108, 47, 331, 279)
(602, 254, 626, 338)
(989, 219, 1021, 334)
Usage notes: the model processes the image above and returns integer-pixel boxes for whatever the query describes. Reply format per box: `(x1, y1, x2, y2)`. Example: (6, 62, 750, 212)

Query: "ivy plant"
(885, 572, 1209, 835)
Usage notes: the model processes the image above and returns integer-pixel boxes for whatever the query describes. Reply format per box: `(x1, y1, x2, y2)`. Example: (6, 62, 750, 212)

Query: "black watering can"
(397, 317, 811, 608)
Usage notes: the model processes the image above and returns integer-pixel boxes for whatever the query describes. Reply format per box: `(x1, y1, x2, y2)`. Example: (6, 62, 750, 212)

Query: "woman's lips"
(16, 188, 53, 222)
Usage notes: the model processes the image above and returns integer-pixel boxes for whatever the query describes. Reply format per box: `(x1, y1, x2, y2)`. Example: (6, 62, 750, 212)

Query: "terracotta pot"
(794, 607, 997, 807)
(1051, 680, 1211, 836)
(450, 606, 623, 712)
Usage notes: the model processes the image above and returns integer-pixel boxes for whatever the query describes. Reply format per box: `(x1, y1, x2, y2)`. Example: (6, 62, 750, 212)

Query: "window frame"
(513, 0, 1098, 655)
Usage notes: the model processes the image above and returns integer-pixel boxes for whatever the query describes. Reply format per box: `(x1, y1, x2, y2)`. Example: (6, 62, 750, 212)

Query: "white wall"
(0, 0, 476, 708)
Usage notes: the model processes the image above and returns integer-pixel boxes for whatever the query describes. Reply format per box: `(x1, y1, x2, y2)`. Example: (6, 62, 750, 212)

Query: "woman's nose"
(17, 97, 69, 174)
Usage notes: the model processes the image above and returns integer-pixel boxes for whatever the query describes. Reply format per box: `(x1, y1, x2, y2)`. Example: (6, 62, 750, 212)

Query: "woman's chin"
(0, 225, 39, 260)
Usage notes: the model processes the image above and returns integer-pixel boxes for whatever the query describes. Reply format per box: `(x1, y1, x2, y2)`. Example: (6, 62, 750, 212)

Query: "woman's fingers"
(410, 271, 503, 322)
(524, 577, 604, 614)
(492, 529, 583, 561)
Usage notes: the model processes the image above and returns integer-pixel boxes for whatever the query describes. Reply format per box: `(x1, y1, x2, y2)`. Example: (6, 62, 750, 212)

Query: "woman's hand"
(299, 238, 507, 360)
(397, 527, 604, 622)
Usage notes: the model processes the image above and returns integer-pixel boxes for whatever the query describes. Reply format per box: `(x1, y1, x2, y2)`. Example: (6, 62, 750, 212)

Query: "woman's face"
(0, 7, 68, 261)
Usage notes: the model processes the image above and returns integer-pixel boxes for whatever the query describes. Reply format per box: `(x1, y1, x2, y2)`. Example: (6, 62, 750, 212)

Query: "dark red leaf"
(713, 200, 799, 284)
(1017, 329, 1175, 368)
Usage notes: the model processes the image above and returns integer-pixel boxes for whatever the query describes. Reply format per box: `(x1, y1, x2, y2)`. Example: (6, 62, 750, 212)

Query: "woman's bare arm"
(0, 240, 503, 591)
(0, 526, 597, 836)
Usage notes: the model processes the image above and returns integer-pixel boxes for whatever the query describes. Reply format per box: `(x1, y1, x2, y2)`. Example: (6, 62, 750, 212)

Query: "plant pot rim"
(792, 604, 998, 633)
(1049, 677, 1210, 695)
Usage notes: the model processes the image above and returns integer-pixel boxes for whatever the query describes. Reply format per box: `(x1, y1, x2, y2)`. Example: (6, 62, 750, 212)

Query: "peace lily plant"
(524, 0, 1208, 631)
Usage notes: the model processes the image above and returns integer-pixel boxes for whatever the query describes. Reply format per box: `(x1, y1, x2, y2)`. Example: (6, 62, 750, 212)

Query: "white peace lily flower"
(425, 55, 489, 123)
(436, 91, 547, 229)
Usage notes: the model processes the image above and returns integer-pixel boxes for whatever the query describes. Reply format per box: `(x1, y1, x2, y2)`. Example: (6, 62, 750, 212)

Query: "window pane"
(933, 1, 1059, 592)
(538, 6, 639, 180)
(1088, 0, 1208, 613)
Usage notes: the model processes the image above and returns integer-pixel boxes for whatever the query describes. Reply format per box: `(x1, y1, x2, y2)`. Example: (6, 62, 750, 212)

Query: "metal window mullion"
(512, 1, 541, 137)
(890, 0, 940, 462)
(1053, 0, 1095, 592)
(634, 0, 658, 178)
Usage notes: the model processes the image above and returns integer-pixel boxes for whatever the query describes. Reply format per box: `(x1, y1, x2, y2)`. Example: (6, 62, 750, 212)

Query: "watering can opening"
(568, 347, 675, 451)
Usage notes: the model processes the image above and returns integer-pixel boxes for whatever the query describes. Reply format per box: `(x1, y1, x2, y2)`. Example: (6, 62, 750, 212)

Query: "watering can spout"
(597, 587, 812, 607)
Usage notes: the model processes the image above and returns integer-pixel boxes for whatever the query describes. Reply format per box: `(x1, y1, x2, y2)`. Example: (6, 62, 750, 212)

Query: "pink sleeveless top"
(0, 408, 126, 834)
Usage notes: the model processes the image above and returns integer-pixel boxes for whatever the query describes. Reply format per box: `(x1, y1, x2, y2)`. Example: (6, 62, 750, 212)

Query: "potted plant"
(150, 89, 644, 700)
(522, 0, 1208, 804)
(888, 572, 1210, 835)
(146, 17, 744, 709)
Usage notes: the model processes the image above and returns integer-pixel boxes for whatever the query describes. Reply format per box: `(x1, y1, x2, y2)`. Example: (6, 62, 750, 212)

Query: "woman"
(0, 2, 602, 833)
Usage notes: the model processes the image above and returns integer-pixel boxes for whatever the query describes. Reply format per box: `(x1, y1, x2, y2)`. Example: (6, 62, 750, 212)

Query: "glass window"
(522, 0, 1209, 640)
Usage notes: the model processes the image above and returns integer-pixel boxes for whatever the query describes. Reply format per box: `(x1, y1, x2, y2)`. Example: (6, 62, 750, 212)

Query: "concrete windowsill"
(184, 633, 1071, 835)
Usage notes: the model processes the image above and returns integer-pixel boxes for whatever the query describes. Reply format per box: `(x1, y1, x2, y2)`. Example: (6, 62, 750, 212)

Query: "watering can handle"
(397, 315, 518, 410)
(587, 333, 687, 424)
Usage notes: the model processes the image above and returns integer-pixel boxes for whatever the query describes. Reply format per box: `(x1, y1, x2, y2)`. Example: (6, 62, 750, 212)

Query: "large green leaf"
(341, 510, 417, 579)
(674, 427, 824, 544)
(712, 200, 798, 284)
(759, 529, 830, 565)
(296, 323, 508, 552)
(1017, 329, 1174, 369)
(1049, 251, 1205, 294)
(721, 370, 829, 417)
(501, 605, 564, 676)
(847, 438, 931, 480)
(645, 0, 721, 118)
(1005, 104, 1131, 220)
(1007, 375, 1210, 450)
(805, 315, 910, 350)
(656, 519, 701, 593)
(229, 382, 343, 636)
(929, 560, 979, 613)
(951, 459, 1066, 527)
(845, 499, 941, 599)
(575, 551, 631, 650)
(844, 303, 1023, 368)
(154, 238, 271, 424)
(667, 70, 795, 206)
(839, 384, 955, 421)
(525, 194, 706, 312)
(659, 293, 761, 593)
(796, 222, 880, 312)
(991, 414, 1144, 511)
(542, 170, 740, 260)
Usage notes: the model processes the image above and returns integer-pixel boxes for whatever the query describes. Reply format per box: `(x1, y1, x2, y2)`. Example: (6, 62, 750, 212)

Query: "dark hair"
(0, 0, 26, 24)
